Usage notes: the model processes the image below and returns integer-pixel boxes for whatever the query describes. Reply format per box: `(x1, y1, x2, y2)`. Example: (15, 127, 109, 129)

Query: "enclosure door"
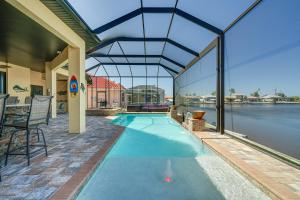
(96, 91, 106, 108)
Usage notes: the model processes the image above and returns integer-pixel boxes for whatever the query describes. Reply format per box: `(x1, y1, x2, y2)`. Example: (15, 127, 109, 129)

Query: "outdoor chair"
(0, 94, 9, 182)
(4, 95, 53, 166)
(6, 96, 19, 105)
(25, 96, 32, 104)
(0, 94, 9, 137)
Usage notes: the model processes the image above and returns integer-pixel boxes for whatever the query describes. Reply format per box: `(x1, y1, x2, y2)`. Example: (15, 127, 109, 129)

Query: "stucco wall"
(30, 70, 46, 95)
(1, 62, 46, 103)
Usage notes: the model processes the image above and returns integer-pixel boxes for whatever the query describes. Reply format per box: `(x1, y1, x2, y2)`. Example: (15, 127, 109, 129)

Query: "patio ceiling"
(0, 1, 67, 72)
(67, 0, 260, 77)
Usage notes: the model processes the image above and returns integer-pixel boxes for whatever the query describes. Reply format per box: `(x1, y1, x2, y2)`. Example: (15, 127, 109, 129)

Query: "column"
(68, 46, 86, 133)
(45, 62, 57, 118)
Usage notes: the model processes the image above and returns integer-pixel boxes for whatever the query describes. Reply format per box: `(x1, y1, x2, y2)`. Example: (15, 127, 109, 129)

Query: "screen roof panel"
(85, 57, 99, 69)
(103, 65, 119, 76)
(145, 41, 165, 54)
(177, 0, 256, 30)
(146, 65, 159, 76)
(163, 43, 194, 66)
(144, 14, 172, 38)
(168, 15, 217, 53)
(119, 41, 145, 55)
(117, 65, 132, 76)
(143, 0, 176, 7)
(97, 16, 143, 40)
(67, 0, 140, 30)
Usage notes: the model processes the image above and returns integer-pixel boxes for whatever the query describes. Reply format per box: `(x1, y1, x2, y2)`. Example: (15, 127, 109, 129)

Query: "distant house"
(124, 85, 165, 105)
(165, 96, 173, 105)
(262, 94, 281, 103)
(201, 94, 216, 103)
(87, 76, 125, 108)
(225, 93, 247, 103)
(247, 96, 260, 102)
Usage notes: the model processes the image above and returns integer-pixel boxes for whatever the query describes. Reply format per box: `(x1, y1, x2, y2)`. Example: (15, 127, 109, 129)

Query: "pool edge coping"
(50, 126, 125, 200)
(193, 131, 300, 200)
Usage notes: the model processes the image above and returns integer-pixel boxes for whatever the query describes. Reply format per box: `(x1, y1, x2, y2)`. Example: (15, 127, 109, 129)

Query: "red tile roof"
(87, 76, 125, 90)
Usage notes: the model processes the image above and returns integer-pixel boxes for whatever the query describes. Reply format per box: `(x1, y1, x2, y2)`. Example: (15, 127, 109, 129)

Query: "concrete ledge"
(194, 131, 300, 200)
(86, 108, 121, 116)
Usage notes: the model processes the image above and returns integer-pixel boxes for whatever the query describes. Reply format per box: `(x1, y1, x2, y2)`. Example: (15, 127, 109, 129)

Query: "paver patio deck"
(194, 131, 300, 200)
(0, 114, 122, 200)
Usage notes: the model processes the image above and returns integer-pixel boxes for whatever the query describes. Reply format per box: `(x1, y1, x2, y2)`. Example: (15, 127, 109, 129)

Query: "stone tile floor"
(194, 131, 300, 200)
(0, 114, 121, 200)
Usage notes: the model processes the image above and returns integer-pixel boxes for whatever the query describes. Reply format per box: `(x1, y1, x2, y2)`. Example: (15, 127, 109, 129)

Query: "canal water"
(181, 104, 300, 160)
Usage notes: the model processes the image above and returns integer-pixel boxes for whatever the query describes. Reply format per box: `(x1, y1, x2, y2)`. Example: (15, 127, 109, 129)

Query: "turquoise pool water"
(76, 114, 268, 200)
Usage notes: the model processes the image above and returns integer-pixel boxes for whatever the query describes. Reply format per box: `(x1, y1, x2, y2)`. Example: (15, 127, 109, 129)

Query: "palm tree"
(251, 88, 260, 97)
(229, 88, 235, 96)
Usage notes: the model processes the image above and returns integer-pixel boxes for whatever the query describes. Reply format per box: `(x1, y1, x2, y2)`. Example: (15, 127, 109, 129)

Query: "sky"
(70, 0, 299, 97)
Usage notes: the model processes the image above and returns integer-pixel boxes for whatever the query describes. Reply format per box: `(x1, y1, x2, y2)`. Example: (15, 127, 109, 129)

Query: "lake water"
(180, 104, 300, 160)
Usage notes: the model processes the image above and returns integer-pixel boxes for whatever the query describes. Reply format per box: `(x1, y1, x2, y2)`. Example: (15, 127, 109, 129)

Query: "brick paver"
(0, 114, 122, 200)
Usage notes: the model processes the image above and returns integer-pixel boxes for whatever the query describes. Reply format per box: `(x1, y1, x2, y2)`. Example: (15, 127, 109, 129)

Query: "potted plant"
(192, 110, 206, 120)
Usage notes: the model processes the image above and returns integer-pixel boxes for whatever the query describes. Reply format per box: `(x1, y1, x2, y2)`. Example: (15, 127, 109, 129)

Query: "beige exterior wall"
(30, 70, 46, 95)
(6, 0, 86, 133)
(0, 62, 46, 103)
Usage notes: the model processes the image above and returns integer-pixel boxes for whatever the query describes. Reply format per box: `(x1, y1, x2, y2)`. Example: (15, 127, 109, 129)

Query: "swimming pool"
(76, 114, 270, 200)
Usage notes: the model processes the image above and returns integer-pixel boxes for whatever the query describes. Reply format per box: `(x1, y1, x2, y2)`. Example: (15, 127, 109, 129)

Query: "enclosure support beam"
(93, 7, 222, 35)
(87, 37, 198, 56)
(86, 63, 179, 74)
(89, 54, 185, 69)
(172, 77, 175, 106)
(217, 34, 225, 134)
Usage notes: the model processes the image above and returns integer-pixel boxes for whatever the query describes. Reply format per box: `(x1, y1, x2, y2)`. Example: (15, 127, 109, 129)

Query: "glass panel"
(177, 0, 255, 30)
(67, 0, 140, 29)
(143, 0, 176, 7)
(169, 15, 217, 53)
(224, 0, 300, 159)
(144, 14, 172, 38)
(119, 41, 145, 55)
(98, 16, 143, 40)
(175, 47, 217, 126)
